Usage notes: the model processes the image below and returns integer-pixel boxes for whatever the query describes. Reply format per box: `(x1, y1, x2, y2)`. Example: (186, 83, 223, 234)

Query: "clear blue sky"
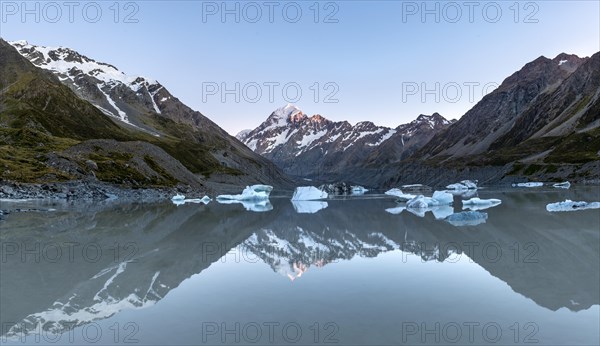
(2, 0, 599, 134)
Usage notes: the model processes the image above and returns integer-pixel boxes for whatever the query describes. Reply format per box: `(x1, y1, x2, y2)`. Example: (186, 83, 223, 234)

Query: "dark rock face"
(419, 52, 596, 160)
(318, 182, 354, 195)
(237, 105, 453, 185)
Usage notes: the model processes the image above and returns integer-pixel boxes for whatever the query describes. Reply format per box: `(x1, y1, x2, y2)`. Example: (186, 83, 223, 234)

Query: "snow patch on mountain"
(9, 40, 163, 126)
(9, 40, 157, 87)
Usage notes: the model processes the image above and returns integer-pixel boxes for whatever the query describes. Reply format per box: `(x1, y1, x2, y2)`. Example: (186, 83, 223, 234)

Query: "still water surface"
(1, 187, 599, 345)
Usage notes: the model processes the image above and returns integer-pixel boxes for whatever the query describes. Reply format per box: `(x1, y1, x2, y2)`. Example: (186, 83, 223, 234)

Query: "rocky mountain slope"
(1, 39, 291, 192)
(237, 104, 453, 183)
(240, 51, 599, 187)
(381, 52, 600, 186)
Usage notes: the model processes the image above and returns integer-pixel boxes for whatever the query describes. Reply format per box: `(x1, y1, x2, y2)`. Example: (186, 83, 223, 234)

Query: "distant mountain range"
(236, 104, 454, 181)
(238, 52, 600, 186)
(0, 39, 291, 191)
(1, 38, 598, 190)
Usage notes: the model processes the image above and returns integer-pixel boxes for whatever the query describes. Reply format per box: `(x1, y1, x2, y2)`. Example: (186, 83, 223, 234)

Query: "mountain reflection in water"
(1, 187, 598, 344)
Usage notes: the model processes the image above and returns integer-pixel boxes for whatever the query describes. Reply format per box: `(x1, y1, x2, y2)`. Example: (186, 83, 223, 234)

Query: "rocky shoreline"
(0, 180, 209, 204)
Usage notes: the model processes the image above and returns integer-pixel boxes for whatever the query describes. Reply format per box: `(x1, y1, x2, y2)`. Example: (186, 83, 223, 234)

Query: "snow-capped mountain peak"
(9, 40, 157, 88)
(9, 40, 170, 129)
(273, 103, 303, 119)
(235, 129, 252, 141)
(237, 107, 453, 180)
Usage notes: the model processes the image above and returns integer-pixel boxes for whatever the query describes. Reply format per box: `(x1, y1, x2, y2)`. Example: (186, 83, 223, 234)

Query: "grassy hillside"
(0, 39, 241, 187)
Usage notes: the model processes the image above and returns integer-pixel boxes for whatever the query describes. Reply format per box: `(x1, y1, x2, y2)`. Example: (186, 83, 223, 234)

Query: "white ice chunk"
(249, 184, 275, 194)
(546, 200, 600, 212)
(460, 180, 478, 189)
(406, 191, 453, 209)
(183, 196, 212, 204)
(431, 191, 454, 205)
(291, 200, 328, 214)
(445, 211, 488, 226)
(401, 184, 426, 189)
(291, 186, 328, 201)
(171, 194, 185, 201)
(462, 198, 501, 211)
(351, 186, 369, 195)
(385, 188, 416, 201)
(446, 183, 468, 190)
(172, 195, 211, 206)
(552, 181, 571, 189)
(446, 180, 477, 190)
(217, 185, 273, 201)
(513, 182, 544, 187)
(406, 196, 430, 209)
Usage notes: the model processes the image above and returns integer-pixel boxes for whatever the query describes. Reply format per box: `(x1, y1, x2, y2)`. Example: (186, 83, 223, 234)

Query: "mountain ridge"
(238, 51, 599, 187)
(1, 38, 293, 192)
(237, 104, 454, 183)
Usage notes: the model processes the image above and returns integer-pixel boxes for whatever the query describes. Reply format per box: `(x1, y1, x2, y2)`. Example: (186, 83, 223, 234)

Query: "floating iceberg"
(291, 200, 328, 214)
(462, 197, 501, 211)
(172, 195, 211, 206)
(406, 196, 430, 209)
(552, 181, 571, 189)
(351, 186, 369, 195)
(546, 200, 600, 212)
(385, 188, 416, 201)
(184, 196, 212, 204)
(171, 194, 185, 201)
(401, 184, 426, 189)
(216, 185, 273, 201)
(445, 211, 488, 226)
(406, 191, 454, 209)
(446, 180, 478, 190)
(432, 191, 454, 205)
(460, 180, 478, 189)
(291, 186, 328, 201)
(446, 183, 467, 190)
(513, 182, 544, 188)
(216, 185, 273, 211)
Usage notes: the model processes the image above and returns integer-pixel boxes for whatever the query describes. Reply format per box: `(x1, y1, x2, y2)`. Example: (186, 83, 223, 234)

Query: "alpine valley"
(238, 52, 600, 187)
(1, 38, 599, 196)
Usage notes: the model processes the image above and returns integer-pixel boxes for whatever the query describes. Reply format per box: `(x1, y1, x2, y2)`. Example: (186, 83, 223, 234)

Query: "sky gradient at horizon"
(2, 0, 599, 135)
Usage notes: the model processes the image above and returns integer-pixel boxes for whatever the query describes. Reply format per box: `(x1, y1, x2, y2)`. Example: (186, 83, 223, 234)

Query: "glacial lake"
(1, 187, 599, 345)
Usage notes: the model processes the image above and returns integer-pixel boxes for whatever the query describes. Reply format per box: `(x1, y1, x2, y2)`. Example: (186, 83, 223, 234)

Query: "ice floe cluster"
(511, 181, 571, 189)
(383, 182, 501, 226)
(546, 200, 600, 212)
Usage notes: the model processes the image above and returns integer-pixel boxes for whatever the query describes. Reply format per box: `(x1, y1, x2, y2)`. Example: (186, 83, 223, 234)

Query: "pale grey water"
(1, 187, 599, 345)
